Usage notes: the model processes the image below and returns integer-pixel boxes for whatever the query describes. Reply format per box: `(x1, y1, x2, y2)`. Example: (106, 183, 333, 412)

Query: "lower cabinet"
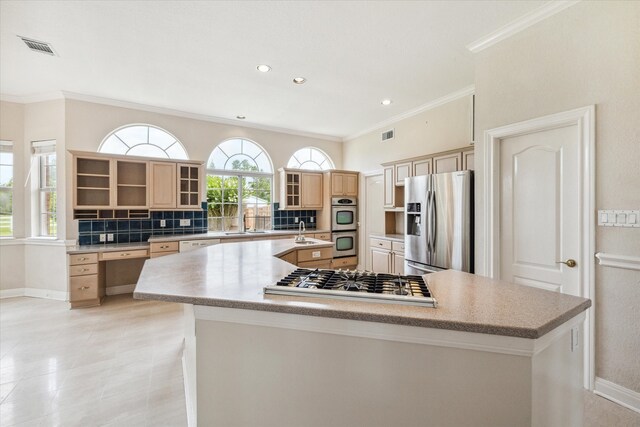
(369, 237, 405, 274)
(68, 252, 103, 309)
(150, 241, 179, 258)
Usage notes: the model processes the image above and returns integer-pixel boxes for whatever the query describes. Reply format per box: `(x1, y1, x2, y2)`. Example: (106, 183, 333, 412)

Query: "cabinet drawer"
(150, 241, 179, 253)
(298, 260, 332, 269)
(297, 247, 333, 263)
(69, 263, 98, 277)
(391, 241, 405, 252)
(69, 275, 99, 301)
(370, 238, 392, 250)
(69, 253, 98, 266)
(331, 256, 358, 269)
(313, 233, 331, 241)
(99, 249, 149, 261)
(150, 251, 178, 259)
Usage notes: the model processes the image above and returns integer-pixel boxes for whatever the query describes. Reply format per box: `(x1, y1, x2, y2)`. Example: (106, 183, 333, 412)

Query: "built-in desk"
(67, 243, 150, 308)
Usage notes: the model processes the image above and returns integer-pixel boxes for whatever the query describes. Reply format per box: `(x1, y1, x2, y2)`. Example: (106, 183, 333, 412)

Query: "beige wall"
(64, 99, 343, 240)
(474, 1, 640, 392)
(342, 95, 472, 172)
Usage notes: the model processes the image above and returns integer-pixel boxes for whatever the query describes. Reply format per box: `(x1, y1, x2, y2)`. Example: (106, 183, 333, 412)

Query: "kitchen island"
(134, 239, 591, 427)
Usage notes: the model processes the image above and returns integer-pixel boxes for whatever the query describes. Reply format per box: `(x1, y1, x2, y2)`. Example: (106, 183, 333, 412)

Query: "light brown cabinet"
(116, 160, 148, 208)
(68, 252, 104, 309)
(383, 167, 395, 208)
(331, 172, 358, 196)
(279, 169, 324, 209)
(74, 156, 113, 208)
(301, 173, 323, 208)
(177, 164, 201, 209)
(150, 162, 177, 209)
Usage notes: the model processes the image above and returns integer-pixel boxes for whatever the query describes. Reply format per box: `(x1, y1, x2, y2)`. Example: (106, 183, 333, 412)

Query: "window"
(206, 139, 273, 232)
(99, 124, 188, 159)
(32, 141, 57, 237)
(0, 141, 13, 237)
(287, 147, 334, 170)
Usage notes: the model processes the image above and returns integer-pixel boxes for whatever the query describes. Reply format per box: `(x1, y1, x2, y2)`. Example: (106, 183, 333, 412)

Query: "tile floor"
(1, 295, 639, 427)
(0, 295, 186, 426)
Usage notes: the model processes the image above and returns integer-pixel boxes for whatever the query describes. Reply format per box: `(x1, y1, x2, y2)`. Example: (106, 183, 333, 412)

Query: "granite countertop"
(369, 233, 404, 242)
(134, 239, 591, 339)
(147, 229, 332, 243)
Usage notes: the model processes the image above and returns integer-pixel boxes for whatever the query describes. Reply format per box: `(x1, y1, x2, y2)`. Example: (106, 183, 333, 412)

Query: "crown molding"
(466, 1, 580, 53)
(1, 91, 64, 104)
(1, 91, 341, 142)
(343, 85, 475, 142)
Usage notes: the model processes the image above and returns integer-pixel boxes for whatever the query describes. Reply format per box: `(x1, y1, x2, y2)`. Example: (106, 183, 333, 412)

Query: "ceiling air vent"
(381, 129, 395, 142)
(19, 36, 56, 56)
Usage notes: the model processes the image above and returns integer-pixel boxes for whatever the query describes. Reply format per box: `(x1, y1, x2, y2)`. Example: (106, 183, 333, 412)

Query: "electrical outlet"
(160, 219, 166, 227)
(294, 217, 299, 223)
(180, 219, 191, 226)
(99, 234, 106, 242)
(107, 233, 114, 242)
(310, 216, 314, 223)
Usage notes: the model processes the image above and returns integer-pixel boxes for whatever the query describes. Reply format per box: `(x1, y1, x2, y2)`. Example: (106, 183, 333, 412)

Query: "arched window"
(206, 139, 273, 232)
(99, 124, 188, 159)
(287, 147, 334, 170)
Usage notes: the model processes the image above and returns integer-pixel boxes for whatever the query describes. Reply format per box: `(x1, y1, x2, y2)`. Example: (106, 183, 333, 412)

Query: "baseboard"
(0, 287, 68, 301)
(594, 377, 640, 414)
(105, 284, 136, 296)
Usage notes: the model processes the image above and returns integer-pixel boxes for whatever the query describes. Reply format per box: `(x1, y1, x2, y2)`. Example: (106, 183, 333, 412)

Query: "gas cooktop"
(264, 269, 437, 307)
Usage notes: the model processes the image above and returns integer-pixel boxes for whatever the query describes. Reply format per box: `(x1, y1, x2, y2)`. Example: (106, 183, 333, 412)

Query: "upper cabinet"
(330, 172, 358, 196)
(71, 151, 203, 218)
(75, 156, 113, 209)
(279, 169, 324, 210)
(462, 151, 474, 171)
(394, 162, 412, 186)
(177, 164, 201, 209)
(150, 162, 177, 209)
(412, 158, 433, 176)
(116, 160, 148, 208)
(433, 152, 462, 174)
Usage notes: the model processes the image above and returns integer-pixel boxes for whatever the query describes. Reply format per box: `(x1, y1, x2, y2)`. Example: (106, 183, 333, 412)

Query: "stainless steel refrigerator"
(404, 171, 473, 275)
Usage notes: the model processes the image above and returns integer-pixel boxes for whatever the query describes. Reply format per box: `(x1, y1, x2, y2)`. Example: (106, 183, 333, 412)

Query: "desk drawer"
(314, 233, 331, 241)
(69, 264, 98, 277)
(150, 241, 179, 253)
(70, 275, 98, 301)
(391, 241, 405, 252)
(331, 256, 358, 269)
(298, 260, 332, 269)
(370, 238, 391, 250)
(150, 251, 178, 259)
(100, 249, 149, 261)
(69, 253, 98, 265)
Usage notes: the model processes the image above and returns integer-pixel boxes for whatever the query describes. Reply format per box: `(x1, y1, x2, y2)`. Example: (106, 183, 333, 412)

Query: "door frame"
(482, 105, 596, 390)
(360, 170, 384, 271)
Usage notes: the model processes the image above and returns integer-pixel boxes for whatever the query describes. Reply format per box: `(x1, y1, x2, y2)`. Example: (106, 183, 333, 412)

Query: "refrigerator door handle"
(429, 189, 436, 260)
(425, 190, 432, 263)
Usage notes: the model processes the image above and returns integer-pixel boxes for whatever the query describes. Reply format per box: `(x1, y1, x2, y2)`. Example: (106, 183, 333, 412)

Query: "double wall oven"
(331, 197, 357, 258)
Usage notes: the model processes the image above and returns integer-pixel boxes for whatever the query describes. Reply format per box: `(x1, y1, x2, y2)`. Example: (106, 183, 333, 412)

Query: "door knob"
(556, 259, 577, 268)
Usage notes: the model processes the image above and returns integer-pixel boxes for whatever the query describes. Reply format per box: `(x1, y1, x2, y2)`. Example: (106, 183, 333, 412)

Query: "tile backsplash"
(77, 210, 208, 246)
(272, 203, 317, 230)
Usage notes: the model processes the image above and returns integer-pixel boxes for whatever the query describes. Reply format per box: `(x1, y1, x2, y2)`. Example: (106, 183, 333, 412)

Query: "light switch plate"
(99, 234, 106, 242)
(180, 219, 191, 226)
(107, 233, 114, 242)
(597, 210, 639, 228)
(160, 219, 166, 227)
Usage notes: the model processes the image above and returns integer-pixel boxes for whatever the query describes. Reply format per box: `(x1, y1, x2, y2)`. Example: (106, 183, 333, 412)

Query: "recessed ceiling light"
(236, 115, 246, 120)
(381, 99, 392, 106)
(293, 77, 306, 85)
(257, 64, 271, 73)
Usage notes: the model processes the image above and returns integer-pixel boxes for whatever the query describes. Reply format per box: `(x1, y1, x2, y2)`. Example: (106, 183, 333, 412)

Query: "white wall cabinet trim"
(594, 377, 640, 414)
(0, 287, 68, 301)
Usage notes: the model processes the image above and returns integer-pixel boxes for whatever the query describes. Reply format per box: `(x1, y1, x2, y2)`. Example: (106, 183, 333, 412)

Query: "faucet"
(295, 221, 306, 242)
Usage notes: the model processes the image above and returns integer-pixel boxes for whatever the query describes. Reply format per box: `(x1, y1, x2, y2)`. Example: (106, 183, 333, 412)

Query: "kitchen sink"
(246, 230, 267, 234)
(294, 241, 316, 245)
(225, 232, 246, 235)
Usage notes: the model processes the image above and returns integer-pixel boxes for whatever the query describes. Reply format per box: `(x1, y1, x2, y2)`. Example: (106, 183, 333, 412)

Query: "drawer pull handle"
(79, 286, 90, 290)
(378, 243, 383, 246)
(79, 257, 87, 261)
(80, 268, 88, 272)
(120, 253, 130, 256)
(160, 245, 169, 249)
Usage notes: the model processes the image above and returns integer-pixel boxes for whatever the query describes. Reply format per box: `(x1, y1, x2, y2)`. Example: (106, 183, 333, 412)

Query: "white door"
(500, 124, 580, 296)
(364, 174, 385, 271)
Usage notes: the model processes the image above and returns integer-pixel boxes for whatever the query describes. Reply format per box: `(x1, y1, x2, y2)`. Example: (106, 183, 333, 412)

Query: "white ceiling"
(0, 1, 547, 140)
